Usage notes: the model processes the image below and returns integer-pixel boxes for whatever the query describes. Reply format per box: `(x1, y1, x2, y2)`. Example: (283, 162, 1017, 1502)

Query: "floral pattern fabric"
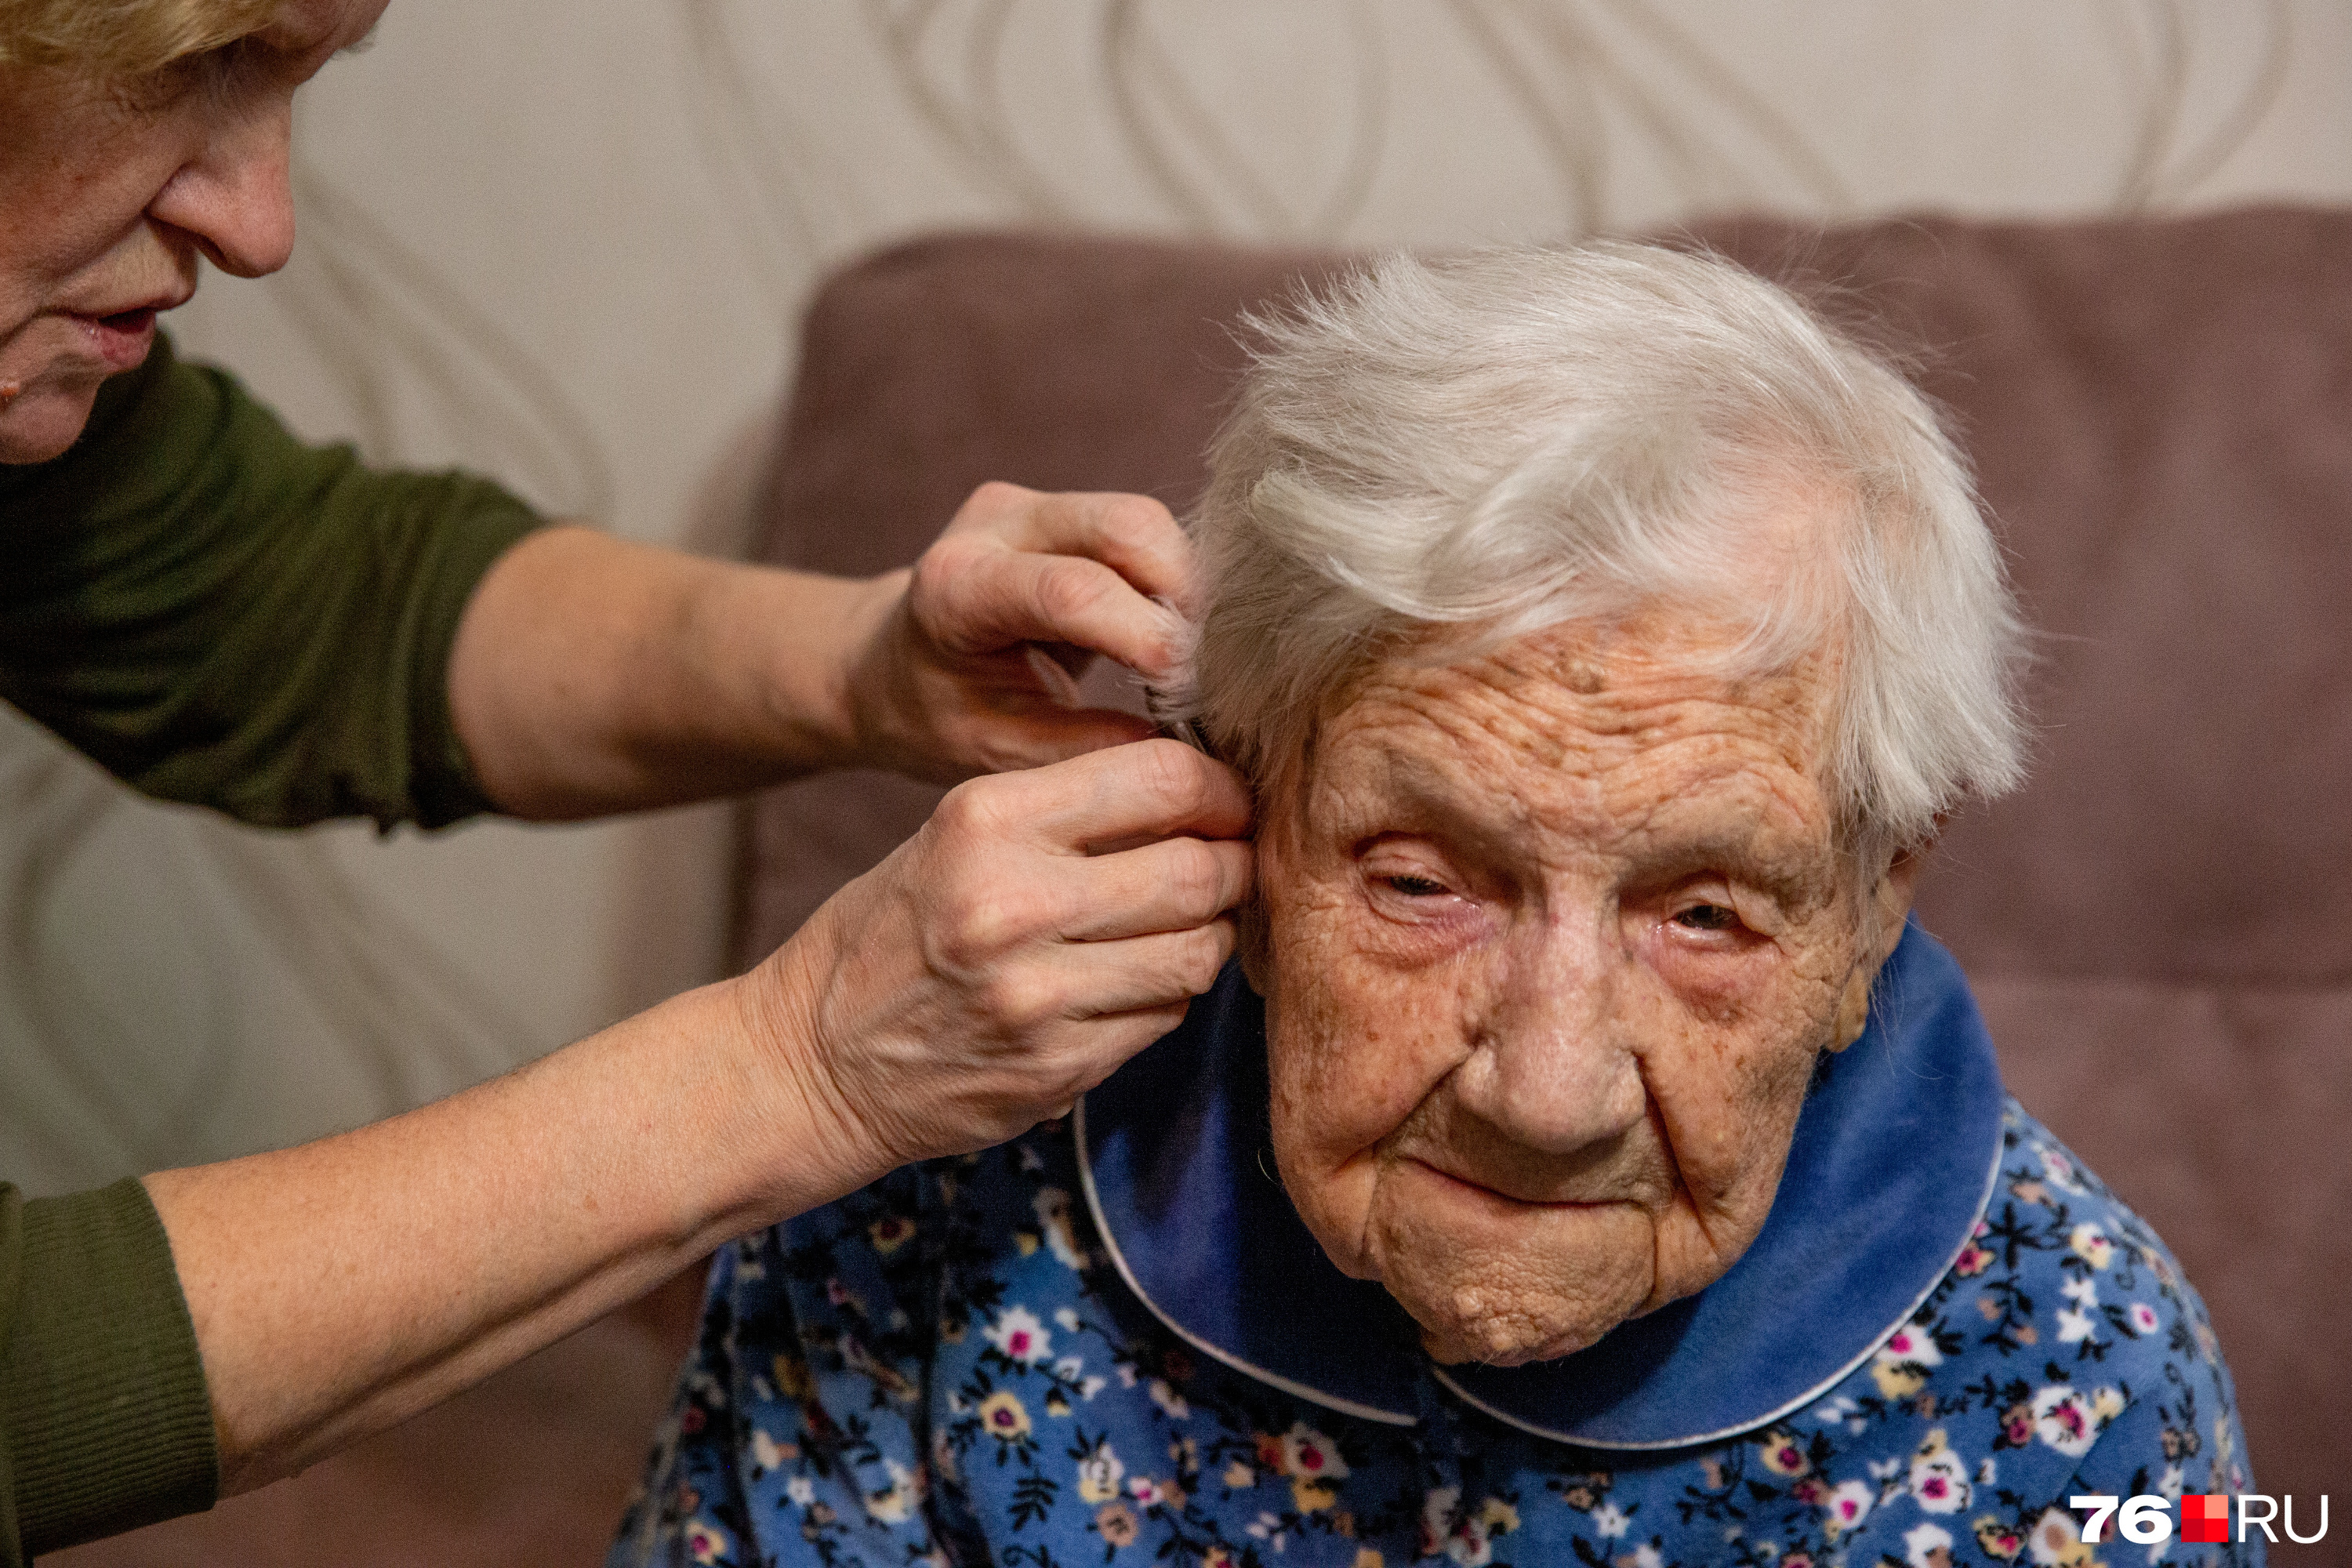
(608, 1102, 2254, 1568)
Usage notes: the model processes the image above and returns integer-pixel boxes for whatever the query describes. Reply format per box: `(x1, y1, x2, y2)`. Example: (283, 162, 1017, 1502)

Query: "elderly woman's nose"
(1453, 953, 1648, 1157)
(148, 104, 298, 280)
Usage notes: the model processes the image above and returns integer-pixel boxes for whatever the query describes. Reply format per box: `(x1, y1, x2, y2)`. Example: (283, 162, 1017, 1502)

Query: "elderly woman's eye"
(1385, 874, 1450, 898)
(1673, 902, 1742, 932)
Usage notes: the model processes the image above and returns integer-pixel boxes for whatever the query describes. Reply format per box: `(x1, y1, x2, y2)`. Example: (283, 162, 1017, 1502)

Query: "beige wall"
(5, 0, 2347, 1193)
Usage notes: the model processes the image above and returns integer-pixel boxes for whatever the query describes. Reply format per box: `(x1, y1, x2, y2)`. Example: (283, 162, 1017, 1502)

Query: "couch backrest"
(737, 212, 2352, 1503)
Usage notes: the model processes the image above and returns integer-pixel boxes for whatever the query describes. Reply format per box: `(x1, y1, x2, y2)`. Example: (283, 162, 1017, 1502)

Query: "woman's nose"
(1451, 921, 1649, 1157)
(147, 102, 297, 279)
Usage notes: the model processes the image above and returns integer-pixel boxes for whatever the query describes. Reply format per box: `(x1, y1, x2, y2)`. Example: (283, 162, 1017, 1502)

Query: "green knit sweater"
(0, 336, 543, 1561)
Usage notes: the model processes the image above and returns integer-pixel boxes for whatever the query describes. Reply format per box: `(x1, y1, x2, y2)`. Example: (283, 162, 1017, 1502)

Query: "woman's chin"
(1367, 1200, 1656, 1367)
(0, 379, 103, 465)
(1412, 1311, 1614, 1368)
(1386, 1255, 1645, 1366)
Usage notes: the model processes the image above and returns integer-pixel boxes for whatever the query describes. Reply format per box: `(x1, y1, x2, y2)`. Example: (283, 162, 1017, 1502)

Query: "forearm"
(135, 728, 1250, 1501)
(142, 968, 866, 1495)
(447, 525, 900, 818)
(447, 485, 1189, 819)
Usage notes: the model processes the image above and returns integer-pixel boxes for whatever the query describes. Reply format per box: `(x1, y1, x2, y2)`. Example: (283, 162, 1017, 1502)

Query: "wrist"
(831, 568, 924, 775)
(707, 914, 900, 1219)
(655, 561, 908, 787)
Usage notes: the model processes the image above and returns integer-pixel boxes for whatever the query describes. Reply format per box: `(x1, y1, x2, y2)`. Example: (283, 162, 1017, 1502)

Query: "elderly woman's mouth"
(1398, 1153, 1637, 1212)
(1370, 1159, 1664, 1367)
(68, 308, 161, 369)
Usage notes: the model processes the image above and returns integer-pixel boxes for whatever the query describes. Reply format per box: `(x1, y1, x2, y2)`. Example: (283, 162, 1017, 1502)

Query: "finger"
(924, 543, 1185, 680)
(952, 484, 1195, 611)
(1017, 492, 1195, 612)
(966, 709, 1163, 773)
(1014, 1003, 1195, 1111)
(956, 739, 1251, 849)
(1049, 920, 1240, 1022)
(1054, 1004, 1194, 1100)
(1053, 834, 1254, 942)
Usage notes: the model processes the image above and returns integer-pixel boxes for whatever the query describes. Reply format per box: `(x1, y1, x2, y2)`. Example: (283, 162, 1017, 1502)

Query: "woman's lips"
(1405, 1154, 1613, 1210)
(72, 307, 160, 369)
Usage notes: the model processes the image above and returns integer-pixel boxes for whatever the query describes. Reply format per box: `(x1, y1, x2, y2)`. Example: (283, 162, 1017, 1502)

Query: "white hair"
(1169, 241, 2027, 869)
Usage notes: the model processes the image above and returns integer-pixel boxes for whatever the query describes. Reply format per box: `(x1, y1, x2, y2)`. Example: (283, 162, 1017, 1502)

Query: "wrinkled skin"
(1258, 612, 1919, 1367)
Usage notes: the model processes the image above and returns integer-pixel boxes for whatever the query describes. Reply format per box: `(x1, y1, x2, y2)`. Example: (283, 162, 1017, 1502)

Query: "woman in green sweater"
(0, 2, 1254, 1559)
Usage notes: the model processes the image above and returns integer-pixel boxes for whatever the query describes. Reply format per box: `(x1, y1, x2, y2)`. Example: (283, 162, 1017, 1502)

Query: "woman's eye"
(1673, 902, 1741, 932)
(1356, 840, 1472, 922)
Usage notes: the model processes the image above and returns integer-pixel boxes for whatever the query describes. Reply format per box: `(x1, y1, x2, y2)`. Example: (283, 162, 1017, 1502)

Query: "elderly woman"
(615, 244, 2253, 1568)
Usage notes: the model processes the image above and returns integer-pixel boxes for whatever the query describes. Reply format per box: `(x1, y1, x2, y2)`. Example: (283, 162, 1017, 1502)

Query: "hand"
(140, 743, 1246, 1496)
(844, 481, 1192, 782)
(449, 483, 1196, 817)
(742, 738, 1254, 1175)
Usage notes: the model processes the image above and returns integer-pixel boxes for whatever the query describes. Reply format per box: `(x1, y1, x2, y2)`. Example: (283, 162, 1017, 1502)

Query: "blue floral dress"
(609, 930, 2254, 1568)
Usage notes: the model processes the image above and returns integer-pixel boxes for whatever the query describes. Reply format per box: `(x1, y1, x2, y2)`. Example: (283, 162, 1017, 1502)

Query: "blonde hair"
(1172, 242, 2028, 869)
(0, 0, 284, 77)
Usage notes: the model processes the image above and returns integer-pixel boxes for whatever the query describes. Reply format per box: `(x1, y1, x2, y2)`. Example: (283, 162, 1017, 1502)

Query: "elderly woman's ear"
(1828, 841, 1933, 1051)
(1224, 754, 1279, 998)
(1233, 898, 1273, 996)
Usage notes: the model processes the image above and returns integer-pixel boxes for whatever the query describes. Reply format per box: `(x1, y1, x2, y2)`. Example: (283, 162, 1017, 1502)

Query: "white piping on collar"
(1432, 1108, 2011, 1450)
(1071, 1094, 1419, 1428)
(1074, 1089, 2015, 1453)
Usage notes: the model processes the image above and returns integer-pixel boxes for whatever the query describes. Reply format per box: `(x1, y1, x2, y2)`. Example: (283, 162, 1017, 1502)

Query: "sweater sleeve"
(0, 333, 546, 829)
(0, 1180, 216, 1563)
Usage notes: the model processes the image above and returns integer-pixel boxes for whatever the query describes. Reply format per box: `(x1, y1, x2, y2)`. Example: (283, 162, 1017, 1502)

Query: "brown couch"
(739, 210, 2352, 1522)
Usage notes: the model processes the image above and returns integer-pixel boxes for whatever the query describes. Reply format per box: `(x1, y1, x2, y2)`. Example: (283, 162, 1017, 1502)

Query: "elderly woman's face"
(0, 0, 385, 463)
(1260, 612, 1915, 1367)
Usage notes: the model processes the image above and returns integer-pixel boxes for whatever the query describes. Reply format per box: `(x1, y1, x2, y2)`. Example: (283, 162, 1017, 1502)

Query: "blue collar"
(1075, 921, 2006, 1450)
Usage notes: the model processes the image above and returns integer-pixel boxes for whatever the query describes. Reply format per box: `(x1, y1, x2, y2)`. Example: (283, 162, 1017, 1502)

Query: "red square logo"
(2182, 1494, 2230, 1544)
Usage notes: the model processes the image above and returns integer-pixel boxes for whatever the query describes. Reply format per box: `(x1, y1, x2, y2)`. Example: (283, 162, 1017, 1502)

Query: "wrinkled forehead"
(1301, 615, 1846, 873)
